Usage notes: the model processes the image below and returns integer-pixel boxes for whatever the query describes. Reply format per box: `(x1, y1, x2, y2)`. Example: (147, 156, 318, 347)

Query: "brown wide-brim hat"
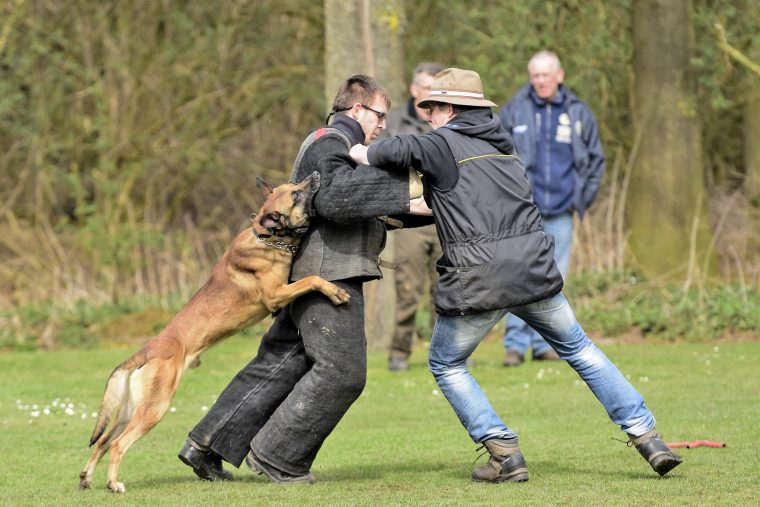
(416, 68, 497, 108)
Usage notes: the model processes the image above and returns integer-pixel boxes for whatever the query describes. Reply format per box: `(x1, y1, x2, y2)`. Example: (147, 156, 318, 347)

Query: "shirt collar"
(529, 84, 566, 107)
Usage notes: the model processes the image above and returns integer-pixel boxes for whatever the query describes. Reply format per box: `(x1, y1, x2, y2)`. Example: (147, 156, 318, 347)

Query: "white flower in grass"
(65, 407, 75, 416)
(170, 407, 177, 413)
(201, 406, 208, 412)
(536, 369, 545, 380)
(431, 389, 439, 396)
(81, 413, 87, 419)
(523, 383, 530, 389)
(30, 411, 40, 417)
(43, 408, 50, 415)
(638, 376, 649, 382)
(91, 412, 98, 418)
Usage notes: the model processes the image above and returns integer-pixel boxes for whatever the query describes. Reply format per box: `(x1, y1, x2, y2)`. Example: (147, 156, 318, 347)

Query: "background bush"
(1, 0, 759, 349)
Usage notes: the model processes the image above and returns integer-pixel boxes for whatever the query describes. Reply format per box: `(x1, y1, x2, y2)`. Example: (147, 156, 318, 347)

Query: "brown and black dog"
(79, 172, 349, 493)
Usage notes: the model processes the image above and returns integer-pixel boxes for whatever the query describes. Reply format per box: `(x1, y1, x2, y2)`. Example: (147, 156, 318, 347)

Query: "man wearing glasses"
(178, 75, 416, 484)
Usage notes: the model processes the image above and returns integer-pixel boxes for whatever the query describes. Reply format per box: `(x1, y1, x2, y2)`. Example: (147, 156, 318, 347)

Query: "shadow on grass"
(124, 458, 465, 490)
(529, 458, 685, 481)
(94, 455, 683, 492)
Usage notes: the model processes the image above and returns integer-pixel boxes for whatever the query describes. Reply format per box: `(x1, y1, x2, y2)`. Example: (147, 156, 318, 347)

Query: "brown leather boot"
(629, 429, 683, 476)
(503, 350, 524, 367)
(533, 348, 560, 361)
(471, 440, 529, 483)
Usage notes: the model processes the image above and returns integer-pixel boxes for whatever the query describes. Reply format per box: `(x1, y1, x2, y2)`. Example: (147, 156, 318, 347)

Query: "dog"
(79, 172, 349, 493)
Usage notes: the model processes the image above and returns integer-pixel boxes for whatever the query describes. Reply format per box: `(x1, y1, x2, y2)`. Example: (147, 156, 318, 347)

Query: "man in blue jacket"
(350, 68, 680, 483)
(499, 50, 605, 367)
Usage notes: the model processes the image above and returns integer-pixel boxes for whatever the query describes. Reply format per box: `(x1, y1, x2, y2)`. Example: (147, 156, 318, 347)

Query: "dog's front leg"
(266, 276, 350, 311)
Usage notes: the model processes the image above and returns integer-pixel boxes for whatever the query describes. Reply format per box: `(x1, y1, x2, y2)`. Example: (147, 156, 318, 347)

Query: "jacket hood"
(444, 108, 515, 155)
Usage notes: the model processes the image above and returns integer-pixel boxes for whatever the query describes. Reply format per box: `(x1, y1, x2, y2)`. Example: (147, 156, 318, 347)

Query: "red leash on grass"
(667, 440, 726, 449)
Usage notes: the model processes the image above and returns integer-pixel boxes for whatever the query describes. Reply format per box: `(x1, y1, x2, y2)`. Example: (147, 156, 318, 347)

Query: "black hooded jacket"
(367, 108, 563, 314)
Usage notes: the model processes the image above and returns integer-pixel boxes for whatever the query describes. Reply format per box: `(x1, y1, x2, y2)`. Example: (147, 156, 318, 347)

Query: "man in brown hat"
(351, 68, 682, 483)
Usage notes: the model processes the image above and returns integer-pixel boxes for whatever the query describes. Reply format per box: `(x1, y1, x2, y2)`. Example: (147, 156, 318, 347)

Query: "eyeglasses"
(423, 105, 434, 116)
(361, 104, 387, 121)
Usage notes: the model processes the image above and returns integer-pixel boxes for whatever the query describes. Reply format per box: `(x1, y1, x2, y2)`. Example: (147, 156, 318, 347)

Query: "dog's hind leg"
(105, 366, 179, 493)
(79, 404, 132, 489)
(105, 403, 171, 493)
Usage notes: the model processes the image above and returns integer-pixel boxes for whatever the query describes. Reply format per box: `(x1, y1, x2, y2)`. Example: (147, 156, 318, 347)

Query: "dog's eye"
(292, 191, 302, 204)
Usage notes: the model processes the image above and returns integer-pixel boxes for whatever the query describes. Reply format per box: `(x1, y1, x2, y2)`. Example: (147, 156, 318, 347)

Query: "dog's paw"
(79, 470, 92, 489)
(107, 480, 126, 493)
(327, 287, 351, 305)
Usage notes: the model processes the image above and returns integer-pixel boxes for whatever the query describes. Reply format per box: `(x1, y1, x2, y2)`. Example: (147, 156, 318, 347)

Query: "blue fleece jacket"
(499, 83, 605, 218)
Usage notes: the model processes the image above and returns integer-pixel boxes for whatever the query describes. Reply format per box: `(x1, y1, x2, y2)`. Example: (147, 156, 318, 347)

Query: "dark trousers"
(189, 279, 366, 475)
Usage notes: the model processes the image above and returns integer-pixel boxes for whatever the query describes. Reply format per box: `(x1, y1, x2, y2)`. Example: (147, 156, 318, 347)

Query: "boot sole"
(652, 455, 683, 476)
(178, 453, 214, 481)
(472, 469, 529, 483)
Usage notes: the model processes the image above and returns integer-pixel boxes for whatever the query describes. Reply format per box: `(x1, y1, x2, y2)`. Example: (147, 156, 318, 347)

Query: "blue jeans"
(503, 213, 573, 356)
(429, 292, 655, 443)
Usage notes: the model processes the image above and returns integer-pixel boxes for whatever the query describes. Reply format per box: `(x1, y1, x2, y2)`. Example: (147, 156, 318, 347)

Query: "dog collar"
(256, 235, 299, 255)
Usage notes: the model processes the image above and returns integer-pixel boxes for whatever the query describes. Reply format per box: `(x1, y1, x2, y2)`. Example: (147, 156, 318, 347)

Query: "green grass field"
(1, 337, 758, 506)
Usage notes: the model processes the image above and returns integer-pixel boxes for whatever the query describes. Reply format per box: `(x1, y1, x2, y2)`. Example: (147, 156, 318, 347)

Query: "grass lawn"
(1, 336, 758, 506)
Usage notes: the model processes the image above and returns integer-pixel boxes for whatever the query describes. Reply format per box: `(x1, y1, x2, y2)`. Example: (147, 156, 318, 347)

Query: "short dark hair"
(452, 104, 480, 115)
(331, 75, 391, 114)
(428, 102, 480, 115)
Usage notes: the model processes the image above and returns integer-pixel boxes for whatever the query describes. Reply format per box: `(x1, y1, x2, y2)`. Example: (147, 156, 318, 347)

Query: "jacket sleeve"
(579, 106, 605, 212)
(367, 134, 458, 190)
(297, 136, 410, 224)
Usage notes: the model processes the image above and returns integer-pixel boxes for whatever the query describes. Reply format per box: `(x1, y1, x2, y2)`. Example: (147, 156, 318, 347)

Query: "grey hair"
(528, 50, 562, 73)
(412, 62, 445, 83)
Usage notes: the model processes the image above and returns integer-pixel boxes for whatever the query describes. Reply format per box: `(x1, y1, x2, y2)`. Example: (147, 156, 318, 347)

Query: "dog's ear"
(256, 177, 273, 198)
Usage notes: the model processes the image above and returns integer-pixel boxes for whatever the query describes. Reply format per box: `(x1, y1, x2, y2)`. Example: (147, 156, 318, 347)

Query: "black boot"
(629, 429, 683, 477)
(245, 450, 315, 484)
(178, 440, 234, 481)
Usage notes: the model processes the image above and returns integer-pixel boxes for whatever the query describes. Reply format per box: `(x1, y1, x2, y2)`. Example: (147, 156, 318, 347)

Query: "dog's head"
(252, 172, 320, 238)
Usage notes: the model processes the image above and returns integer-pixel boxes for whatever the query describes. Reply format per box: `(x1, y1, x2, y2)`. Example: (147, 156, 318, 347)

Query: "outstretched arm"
(296, 137, 409, 223)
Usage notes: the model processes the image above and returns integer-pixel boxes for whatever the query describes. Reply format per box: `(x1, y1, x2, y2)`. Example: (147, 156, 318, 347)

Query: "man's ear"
(256, 177, 273, 198)
(347, 102, 362, 121)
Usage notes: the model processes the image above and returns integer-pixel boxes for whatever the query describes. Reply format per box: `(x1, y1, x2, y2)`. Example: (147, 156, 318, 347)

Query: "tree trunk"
(744, 79, 760, 205)
(324, 0, 405, 350)
(324, 0, 405, 106)
(627, 0, 715, 281)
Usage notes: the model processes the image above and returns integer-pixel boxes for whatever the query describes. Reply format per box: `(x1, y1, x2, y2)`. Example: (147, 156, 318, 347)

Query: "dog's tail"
(88, 353, 145, 446)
